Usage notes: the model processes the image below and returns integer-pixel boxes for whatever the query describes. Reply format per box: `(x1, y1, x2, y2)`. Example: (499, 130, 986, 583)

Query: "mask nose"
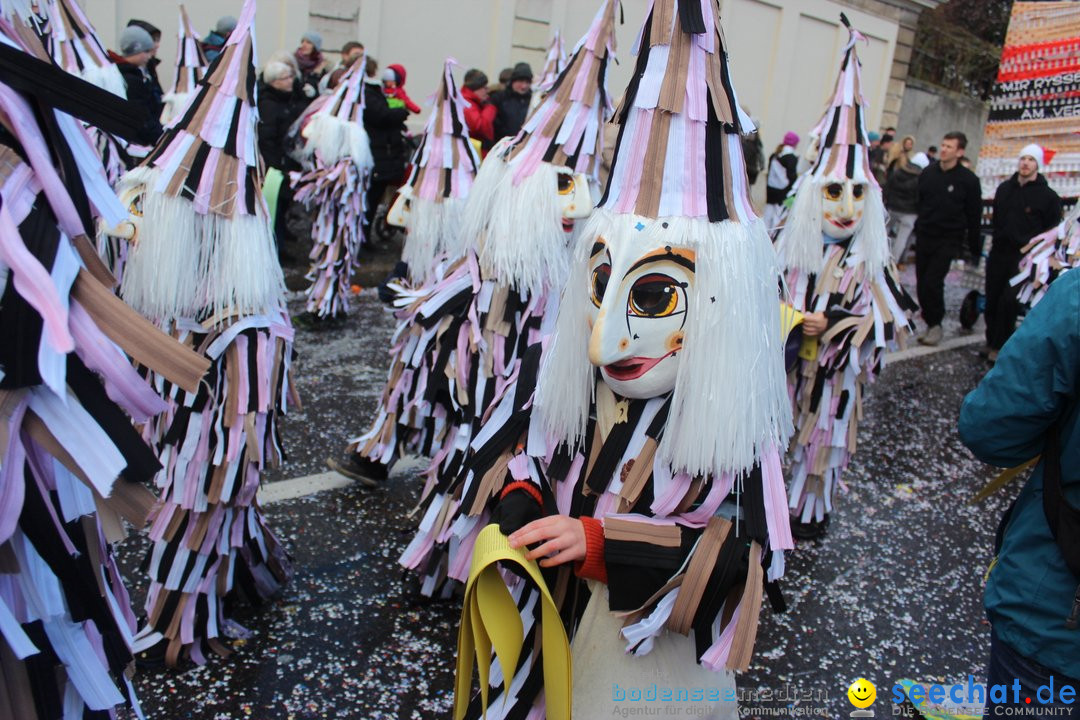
(840, 180, 855, 218)
(588, 301, 628, 368)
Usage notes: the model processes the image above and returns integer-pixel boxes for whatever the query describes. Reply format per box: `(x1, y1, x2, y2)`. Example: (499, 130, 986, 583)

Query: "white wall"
(81, 0, 899, 165)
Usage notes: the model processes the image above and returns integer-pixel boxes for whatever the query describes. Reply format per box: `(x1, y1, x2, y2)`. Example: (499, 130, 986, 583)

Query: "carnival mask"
(558, 169, 592, 233)
(821, 179, 865, 240)
(387, 186, 412, 228)
(102, 182, 145, 242)
(586, 219, 694, 398)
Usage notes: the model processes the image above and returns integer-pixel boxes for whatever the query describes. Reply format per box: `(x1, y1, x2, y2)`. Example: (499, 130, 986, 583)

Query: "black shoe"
(327, 455, 389, 488)
(790, 514, 830, 541)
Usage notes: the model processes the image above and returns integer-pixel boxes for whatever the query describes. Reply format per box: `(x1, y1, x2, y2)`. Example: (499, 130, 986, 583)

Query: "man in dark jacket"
(984, 144, 1062, 360)
(126, 20, 163, 109)
(914, 131, 983, 346)
(491, 62, 532, 142)
(108, 25, 163, 146)
(363, 77, 410, 232)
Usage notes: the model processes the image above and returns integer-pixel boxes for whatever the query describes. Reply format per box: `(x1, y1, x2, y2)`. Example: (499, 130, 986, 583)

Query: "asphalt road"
(116, 259, 1012, 719)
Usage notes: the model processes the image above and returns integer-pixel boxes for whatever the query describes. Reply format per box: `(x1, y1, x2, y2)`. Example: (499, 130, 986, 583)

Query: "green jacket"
(959, 268, 1080, 678)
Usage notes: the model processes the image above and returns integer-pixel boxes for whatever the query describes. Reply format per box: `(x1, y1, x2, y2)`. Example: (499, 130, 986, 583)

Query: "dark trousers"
(365, 178, 392, 233)
(915, 233, 960, 328)
(986, 627, 1080, 715)
(985, 247, 1022, 350)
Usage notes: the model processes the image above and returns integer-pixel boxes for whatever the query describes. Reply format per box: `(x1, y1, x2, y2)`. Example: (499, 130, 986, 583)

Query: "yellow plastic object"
(454, 524, 572, 720)
(779, 303, 804, 340)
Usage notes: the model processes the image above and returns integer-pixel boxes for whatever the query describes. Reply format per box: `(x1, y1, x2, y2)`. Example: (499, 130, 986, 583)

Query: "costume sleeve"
(959, 270, 1079, 466)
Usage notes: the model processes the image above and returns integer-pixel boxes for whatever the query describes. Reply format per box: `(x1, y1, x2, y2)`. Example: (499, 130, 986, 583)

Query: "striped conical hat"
(597, 0, 757, 223)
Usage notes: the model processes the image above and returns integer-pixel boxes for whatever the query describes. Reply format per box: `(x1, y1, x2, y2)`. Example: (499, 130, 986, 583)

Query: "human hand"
(802, 311, 828, 336)
(508, 515, 586, 567)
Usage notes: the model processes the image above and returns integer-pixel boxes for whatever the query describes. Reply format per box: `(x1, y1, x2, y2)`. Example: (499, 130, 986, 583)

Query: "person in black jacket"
(126, 19, 163, 111)
(885, 151, 928, 264)
(490, 62, 533, 142)
(763, 131, 799, 231)
(258, 61, 306, 255)
(108, 26, 163, 146)
(914, 131, 983, 346)
(984, 144, 1062, 360)
(363, 68, 410, 233)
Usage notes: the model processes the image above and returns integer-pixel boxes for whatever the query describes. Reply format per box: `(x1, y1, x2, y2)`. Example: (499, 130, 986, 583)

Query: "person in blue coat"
(959, 268, 1080, 712)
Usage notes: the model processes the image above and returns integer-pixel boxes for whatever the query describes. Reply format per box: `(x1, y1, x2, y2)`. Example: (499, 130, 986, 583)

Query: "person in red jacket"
(461, 68, 496, 152)
(382, 63, 421, 114)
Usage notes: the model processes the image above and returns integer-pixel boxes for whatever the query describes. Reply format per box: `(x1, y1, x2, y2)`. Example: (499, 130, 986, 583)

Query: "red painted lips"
(602, 351, 675, 381)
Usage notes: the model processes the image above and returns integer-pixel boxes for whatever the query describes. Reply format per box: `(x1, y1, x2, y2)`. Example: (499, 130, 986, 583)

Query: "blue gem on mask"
(635, 222, 646, 231)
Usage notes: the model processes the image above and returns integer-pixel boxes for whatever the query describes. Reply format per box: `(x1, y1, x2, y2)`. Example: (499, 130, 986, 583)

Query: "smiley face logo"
(847, 678, 876, 708)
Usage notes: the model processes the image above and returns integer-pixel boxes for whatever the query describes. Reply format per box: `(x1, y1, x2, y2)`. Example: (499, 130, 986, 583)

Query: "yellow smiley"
(847, 678, 876, 708)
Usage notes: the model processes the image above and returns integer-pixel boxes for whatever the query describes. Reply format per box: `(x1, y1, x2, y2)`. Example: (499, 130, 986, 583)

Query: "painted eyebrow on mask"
(590, 239, 607, 258)
(627, 249, 695, 275)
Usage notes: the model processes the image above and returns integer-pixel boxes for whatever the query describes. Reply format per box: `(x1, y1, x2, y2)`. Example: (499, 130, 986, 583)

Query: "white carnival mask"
(102, 182, 145, 241)
(821, 178, 865, 240)
(387, 185, 411, 228)
(558, 169, 592, 233)
(586, 217, 694, 398)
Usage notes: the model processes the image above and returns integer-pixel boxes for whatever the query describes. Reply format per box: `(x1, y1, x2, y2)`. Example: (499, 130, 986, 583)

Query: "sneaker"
(327, 455, 389, 488)
(918, 324, 943, 346)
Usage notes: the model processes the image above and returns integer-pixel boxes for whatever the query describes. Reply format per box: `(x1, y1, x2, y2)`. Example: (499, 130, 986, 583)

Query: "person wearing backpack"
(959, 268, 1080, 713)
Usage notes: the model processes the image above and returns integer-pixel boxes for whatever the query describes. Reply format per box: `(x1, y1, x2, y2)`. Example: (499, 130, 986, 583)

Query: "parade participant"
(529, 29, 565, 111)
(292, 56, 374, 324)
(47, 0, 134, 182)
(0, 10, 209, 714)
(775, 15, 916, 540)
(440, 0, 794, 715)
(387, 58, 481, 283)
(984, 144, 1061, 363)
(160, 5, 209, 124)
(332, 0, 614, 495)
(1012, 201, 1080, 308)
(117, 0, 297, 667)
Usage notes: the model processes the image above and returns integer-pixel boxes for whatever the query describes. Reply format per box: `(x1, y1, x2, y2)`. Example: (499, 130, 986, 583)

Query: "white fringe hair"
(402, 196, 466, 284)
(119, 166, 286, 323)
(81, 62, 129, 100)
(463, 157, 575, 296)
(301, 113, 375, 170)
(775, 176, 823, 275)
(535, 208, 793, 478)
(777, 179, 892, 276)
(160, 91, 195, 126)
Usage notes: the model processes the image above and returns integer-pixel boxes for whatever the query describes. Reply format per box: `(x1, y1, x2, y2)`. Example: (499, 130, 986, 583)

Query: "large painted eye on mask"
(590, 262, 610, 307)
(556, 169, 592, 229)
(628, 274, 683, 318)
